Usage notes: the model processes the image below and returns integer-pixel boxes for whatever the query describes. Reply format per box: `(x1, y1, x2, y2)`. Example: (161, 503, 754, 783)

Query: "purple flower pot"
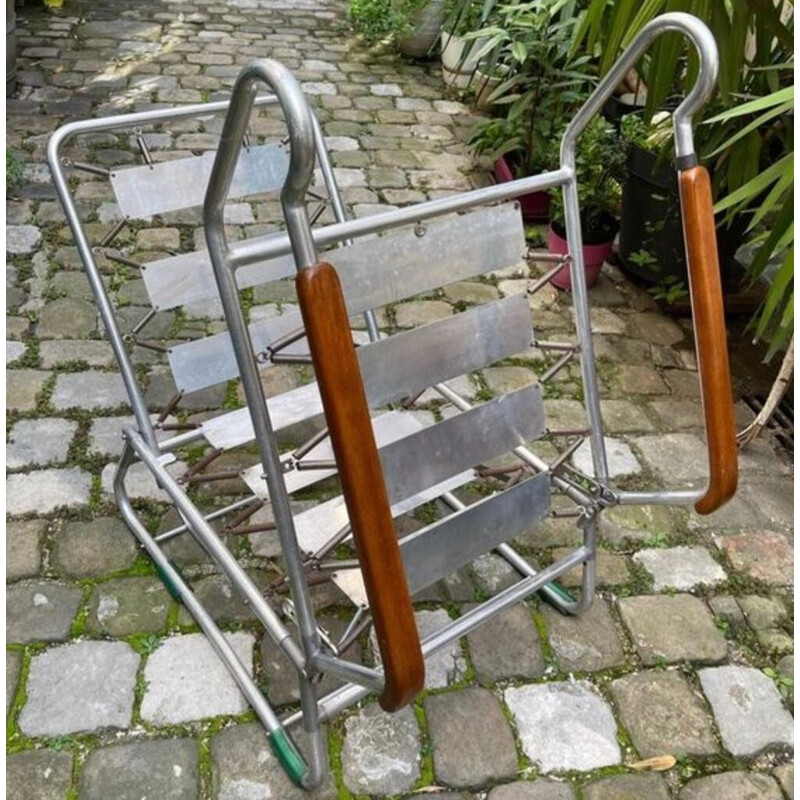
(547, 223, 614, 291)
(493, 156, 551, 222)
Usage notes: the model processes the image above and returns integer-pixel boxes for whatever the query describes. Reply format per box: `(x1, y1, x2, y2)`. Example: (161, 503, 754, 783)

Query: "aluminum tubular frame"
(46, 11, 721, 791)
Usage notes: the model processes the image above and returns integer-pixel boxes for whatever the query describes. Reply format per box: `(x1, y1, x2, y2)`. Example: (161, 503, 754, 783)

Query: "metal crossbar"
(47, 12, 736, 790)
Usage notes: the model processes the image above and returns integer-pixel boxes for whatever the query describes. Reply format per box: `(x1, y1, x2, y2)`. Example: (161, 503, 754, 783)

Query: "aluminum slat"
(380, 383, 543, 506)
(168, 203, 526, 392)
(332, 473, 551, 605)
(142, 236, 297, 312)
(198, 295, 533, 450)
(110, 143, 288, 219)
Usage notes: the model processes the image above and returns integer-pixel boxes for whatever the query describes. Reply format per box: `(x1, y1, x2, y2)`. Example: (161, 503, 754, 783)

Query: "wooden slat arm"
(296, 261, 425, 710)
(678, 165, 738, 514)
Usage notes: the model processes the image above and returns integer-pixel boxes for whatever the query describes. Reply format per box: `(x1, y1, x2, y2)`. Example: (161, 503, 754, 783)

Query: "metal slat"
(240, 410, 425, 500)
(381, 383, 543, 506)
(292, 470, 474, 556)
(360, 295, 531, 408)
(202, 381, 323, 450)
(197, 296, 533, 450)
(167, 204, 526, 393)
(142, 237, 297, 311)
(331, 474, 551, 605)
(110, 144, 288, 219)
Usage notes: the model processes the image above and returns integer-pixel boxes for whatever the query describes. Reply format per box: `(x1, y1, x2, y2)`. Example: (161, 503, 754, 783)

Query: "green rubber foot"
(155, 560, 185, 603)
(269, 729, 308, 787)
(538, 580, 576, 615)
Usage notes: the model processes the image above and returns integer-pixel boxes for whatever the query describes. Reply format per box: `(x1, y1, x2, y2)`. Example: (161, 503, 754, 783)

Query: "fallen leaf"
(629, 755, 676, 772)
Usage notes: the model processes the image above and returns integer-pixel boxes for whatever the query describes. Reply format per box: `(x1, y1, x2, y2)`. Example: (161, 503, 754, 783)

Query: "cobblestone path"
(6, 0, 794, 798)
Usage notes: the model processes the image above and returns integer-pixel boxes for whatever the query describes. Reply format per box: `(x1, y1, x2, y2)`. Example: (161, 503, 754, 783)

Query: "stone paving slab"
(6, 580, 82, 644)
(679, 771, 784, 800)
(79, 739, 200, 800)
(618, 594, 728, 665)
(7, 417, 78, 469)
(6, 518, 45, 579)
(6, 749, 74, 800)
(342, 704, 421, 795)
(505, 681, 620, 773)
(425, 687, 519, 787)
(541, 599, 626, 673)
(19, 640, 139, 736)
(582, 773, 671, 800)
(632, 546, 727, 591)
(465, 602, 546, 684)
(210, 723, 337, 800)
(6, 466, 92, 515)
(698, 665, 794, 755)
(611, 669, 718, 757)
(488, 780, 576, 800)
(140, 632, 255, 725)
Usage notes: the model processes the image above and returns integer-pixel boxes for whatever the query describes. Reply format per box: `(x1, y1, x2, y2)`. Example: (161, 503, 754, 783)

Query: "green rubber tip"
(538, 580, 576, 615)
(155, 560, 184, 603)
(269, 729, 308, 787)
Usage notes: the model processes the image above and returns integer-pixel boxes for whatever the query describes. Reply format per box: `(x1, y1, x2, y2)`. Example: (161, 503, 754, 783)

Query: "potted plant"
(395, 0, 446, 58)
(465, 0, 594, 220)
(617, 113, 749, 290)
(439, 0, 491, 87)
(348, 0, 444, 56)
(572, 0, 793, 296)
(547, 116, 627, 290)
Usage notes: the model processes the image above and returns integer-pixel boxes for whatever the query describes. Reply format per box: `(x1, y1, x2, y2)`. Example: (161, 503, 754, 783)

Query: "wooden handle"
(678, 166, 738, 514)
(296, 262, 424, 710)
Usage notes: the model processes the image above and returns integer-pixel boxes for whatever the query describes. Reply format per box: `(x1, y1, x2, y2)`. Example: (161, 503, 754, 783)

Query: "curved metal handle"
(203, 60, 425, 710)
(678, 166, 738, 513)
(561, 12, 718, 165)
(561, 14, 737, 512)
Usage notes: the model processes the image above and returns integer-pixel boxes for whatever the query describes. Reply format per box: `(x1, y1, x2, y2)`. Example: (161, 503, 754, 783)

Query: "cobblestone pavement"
(6, 0, 794, 798)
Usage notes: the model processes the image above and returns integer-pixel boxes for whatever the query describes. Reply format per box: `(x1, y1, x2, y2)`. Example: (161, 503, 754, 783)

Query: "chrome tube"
(124, 429, 306, 671)
(561, 12, 718, 163)
(203, 59, 322, 666)
(47, 133, 158, 451)
(113, 445, 284, 733)
(228, 168, 573, 270)
(283, 546, 590, 727)
(560, 177, 609, 483)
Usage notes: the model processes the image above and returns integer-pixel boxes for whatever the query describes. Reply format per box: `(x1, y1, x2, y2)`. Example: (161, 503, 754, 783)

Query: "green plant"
(549, 115, 627, 242)
(572, 0, 793, 356)
(6, 149, 24, 194)
(442, 0, 486, 36)
(649, 275, 689, 305)
(708, 85, 793, 359)
(763, 666, 793, 699)
(466, 0, 594, 176)
(348, 0, 430, 43)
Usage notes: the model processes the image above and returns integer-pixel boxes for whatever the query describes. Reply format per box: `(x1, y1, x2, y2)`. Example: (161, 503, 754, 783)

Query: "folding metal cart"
(48, 12, 737, 789)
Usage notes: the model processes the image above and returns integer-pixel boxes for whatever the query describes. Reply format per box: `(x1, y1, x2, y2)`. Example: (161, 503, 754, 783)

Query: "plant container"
(6, 0, 16, 97)
(547, 221, 615, 290)
(396, 0, 445, 58)
(493, 154, 550, 222)
(618, 145, 746, 287)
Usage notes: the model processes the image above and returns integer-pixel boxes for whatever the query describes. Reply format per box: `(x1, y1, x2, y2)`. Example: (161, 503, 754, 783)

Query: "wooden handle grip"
(678, 166, 738, 514)
(296, 262, 424, 710)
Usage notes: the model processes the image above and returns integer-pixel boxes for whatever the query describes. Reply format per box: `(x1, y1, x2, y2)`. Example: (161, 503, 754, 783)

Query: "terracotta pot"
(547, 223, 614, 290)
(493, 155, 550, 222)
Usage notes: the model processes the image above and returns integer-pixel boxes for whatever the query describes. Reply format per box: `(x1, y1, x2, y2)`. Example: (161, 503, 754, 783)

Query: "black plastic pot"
(602, 94, 646, 130)
(618, 145, 746, 289)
